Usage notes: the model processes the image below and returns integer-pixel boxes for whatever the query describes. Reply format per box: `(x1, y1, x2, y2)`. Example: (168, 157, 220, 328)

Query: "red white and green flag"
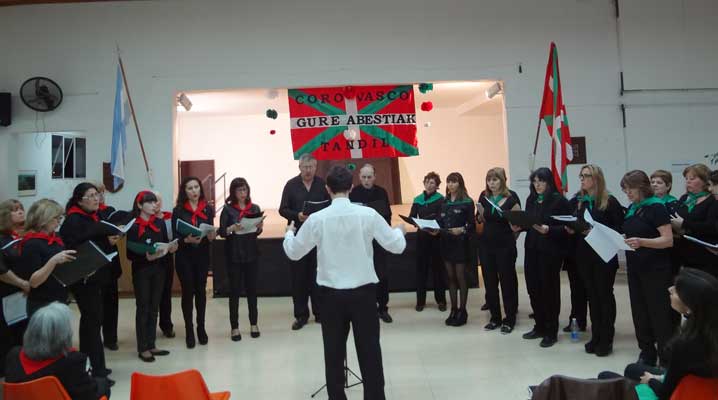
(539, 42, 573, 192)
(287, 85, 419, 160)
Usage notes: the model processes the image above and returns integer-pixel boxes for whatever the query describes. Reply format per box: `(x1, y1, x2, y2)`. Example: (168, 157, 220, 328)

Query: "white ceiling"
(177, 81, 503, 116)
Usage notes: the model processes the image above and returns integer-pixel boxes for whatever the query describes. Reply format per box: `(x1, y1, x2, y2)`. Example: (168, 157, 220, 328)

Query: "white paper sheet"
(236, 216, 266, 235)
(412, 218, 441, 230)
(582, 209, 633, 263)
(2, 292, 27, 326)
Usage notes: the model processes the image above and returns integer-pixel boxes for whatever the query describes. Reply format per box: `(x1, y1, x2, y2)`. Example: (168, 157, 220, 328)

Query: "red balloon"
(270, 130, 276, 135)
(420, 101, 433, 111)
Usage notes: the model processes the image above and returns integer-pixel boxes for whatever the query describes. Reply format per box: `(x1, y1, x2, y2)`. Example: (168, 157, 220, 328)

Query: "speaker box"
(0, 93, 10, 127)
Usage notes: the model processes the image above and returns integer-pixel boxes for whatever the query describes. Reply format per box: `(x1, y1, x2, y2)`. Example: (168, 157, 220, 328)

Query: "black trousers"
(101, 277, 119, 346)
(415, 234, 446, 307)
(70, 281, 108, 377)
(133, 266, 165, 353)
(290, 249, 320, 321)
(159, 256, 175, 332)
(524, 249, 562, 339)
(579, 256, 617, 349)
(563, 255, 587, 328)
(482, 245, 519, 325)
(320, 284, 385, 400)
(175, 249, 209, 330)
(373, 242, 389, 313)
(227, 260, 259, 328)
(626, 264, 674, 362)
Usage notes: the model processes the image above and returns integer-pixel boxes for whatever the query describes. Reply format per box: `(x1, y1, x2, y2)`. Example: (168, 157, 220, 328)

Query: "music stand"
(311, 357, 363, 398)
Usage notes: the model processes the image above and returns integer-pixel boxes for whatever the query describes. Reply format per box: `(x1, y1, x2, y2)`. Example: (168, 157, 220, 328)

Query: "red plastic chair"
(2, 375, 108, 400)
(130, 369, 231, 400)
(670, 375, 718, 400)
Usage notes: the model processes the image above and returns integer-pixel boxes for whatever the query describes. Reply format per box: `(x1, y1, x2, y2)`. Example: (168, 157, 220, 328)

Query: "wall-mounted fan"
(20, 77, 63, 112)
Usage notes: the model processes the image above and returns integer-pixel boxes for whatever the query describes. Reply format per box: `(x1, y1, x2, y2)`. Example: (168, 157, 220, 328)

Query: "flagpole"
(529, 118, 541, 172)
(116, 44, 154, 187)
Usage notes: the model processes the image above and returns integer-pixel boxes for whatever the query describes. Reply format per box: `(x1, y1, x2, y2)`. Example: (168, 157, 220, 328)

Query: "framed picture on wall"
(18, 170, 37, 197)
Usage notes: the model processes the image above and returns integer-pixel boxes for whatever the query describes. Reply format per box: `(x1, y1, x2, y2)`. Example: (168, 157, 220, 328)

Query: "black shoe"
(481, 303, 489, 311)
(562, 324, 572, 333)
(186, 327, 196, 349)
(522, 329, 542, 340)
(453, 309, 468, 326)
(445, 308, 458, 326)
(292, 318, 307, 331)
(484, 321, 501, 331)
(500, 324, 514, 335)
(250, 326, 260, 338)
(314, 315, 321, 323)
(540, 337, 557, 348)
(104, 342, 118, 351)
(378, 311, 393, 323)
(529, 313, 535, 319)
(150, 349, 170, 356)
(231, 332, 242, 342)
(106, 378, 115, 388)
(595, 344, 613, 357)
(438, 303, 447, 312)
(585, 341, 596, 354)
(415, 304, 425, 312)
(197, 326, 208, 345)
(94, 368, 112, 377)
(162, 328, 176, 338)
(637, 356, 657, 367)
(138, 353, 156, 362)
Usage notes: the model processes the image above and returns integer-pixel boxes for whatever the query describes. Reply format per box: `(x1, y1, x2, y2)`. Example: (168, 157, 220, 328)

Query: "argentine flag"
(111, 65, 128, 188)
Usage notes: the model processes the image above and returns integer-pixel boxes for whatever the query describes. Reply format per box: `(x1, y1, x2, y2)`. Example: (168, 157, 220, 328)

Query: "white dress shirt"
(283, 197, 406, 289)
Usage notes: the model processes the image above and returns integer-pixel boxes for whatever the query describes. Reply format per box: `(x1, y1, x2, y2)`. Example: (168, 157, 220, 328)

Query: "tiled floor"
(70, 273, 639, 399)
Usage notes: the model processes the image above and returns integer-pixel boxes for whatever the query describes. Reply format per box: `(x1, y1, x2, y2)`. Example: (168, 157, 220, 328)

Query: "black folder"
(302, 200, 330, 215)
(553, 218, 592, 233)
(399, 215, 418, 227)
(503, 211, 542, 230)
(90, 219, 135, 237)
(106, 209, 132, 225)
(52, 241, 117, 287)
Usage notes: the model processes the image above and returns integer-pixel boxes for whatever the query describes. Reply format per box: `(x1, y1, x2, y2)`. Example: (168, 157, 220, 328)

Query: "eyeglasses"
(82, 193, 100, 200)
(579, 174, 593, 180)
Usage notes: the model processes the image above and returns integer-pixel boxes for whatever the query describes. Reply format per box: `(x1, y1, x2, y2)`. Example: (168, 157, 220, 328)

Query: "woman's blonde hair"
(683, 164, 711, 192)
(578, 164, 609, 210)
(485, 167, 510, 197)
(24, 199, 64, 233)
(0, 199, 23, 234)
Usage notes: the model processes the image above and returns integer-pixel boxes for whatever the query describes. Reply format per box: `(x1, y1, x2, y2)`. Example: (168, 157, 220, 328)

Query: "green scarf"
(577, 194, 595, 210)
(625, 196, 664, 219)
(657, 194, 677, 204)
(413, 191, 443, 206)
(684, 191, 709, 213)
(536, 194, 544, 204)
(488, 194, 504, 214)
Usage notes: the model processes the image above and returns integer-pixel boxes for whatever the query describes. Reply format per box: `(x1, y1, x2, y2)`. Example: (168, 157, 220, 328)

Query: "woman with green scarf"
(621, 170, 674, 367)
(671, 164, 718, 278)
(651, 170, 682, 279)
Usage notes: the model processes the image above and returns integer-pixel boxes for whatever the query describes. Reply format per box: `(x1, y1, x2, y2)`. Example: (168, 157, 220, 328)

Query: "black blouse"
(278, 175, 330, 231)
(439, 198, 476, 233)
(218, 203, 262, 264)
(59, 212, 114, 285)
(349, 185, 392, 224)
(16, 238, 67, 305)
(622, 203, 671, 270)
(570, 194, 625, 265)
(125, 216, 169, 272)
(172, 201, 215, 253)
(409, 191, 444, 242)
(478, 190, 521, 249)
(675, 194, 718, 269)
(524, 192, 571, 256)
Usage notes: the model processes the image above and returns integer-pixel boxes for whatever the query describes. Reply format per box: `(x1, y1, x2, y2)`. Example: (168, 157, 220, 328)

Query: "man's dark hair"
(326, 165, 353, 193)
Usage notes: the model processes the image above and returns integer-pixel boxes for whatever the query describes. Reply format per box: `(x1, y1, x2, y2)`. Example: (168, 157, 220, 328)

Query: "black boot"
(445, 308, 458, 326)
(197, 325, 208, 345)
(185, 325, 196, 349)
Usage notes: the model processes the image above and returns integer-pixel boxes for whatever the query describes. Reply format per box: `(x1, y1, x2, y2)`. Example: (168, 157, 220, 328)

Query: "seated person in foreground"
(4, 302, 111, 400)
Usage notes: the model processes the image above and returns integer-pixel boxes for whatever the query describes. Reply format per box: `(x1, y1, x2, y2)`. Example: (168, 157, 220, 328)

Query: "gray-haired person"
(4, 302, 111, 399)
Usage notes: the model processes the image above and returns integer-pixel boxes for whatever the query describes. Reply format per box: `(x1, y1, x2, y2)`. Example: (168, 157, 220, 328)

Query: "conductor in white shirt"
(283, 165, 407, 400)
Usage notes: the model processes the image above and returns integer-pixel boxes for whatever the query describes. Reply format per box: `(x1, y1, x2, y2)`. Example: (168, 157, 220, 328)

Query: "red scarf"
(231, 201, 254, 220)
(184, 200, 208, 225)
(10, 230, 21, 240)
(98, 203, 108, 211)
(67, 205, 99, 222)
(158, 211, 172, 221)
(136, 215, 160, 237)
(19, 348, 76, 375)
(19, 232, 63, 254)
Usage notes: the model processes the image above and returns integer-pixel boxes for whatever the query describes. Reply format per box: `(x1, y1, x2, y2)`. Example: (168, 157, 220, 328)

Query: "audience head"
(153, 191, 164, 215)
(620, 170, 652, 204)
(485, 167, 509, 197)
(94, 182, 107, 205)
(326, 165, 353, 195)
(298, 153, 318, 182)
(446, 172, 469, 200)
(132, 191, 158, 217)
(579, 164, 609, 210)
(176, 176, 206, 207)
(359, 164, 376, 190)
(25, 199, 64, 234)
(528, 167, 557, 198)
(650, 170, 673, 198)
(66, 182, 100, 213)
(423, 171, 441, 194)
(708, 170, 718, 197)
(226, 177, 251, 205)
(0, 199, 25, 234)
(683, 164, 711, 194)
(23, 302, 74, 361)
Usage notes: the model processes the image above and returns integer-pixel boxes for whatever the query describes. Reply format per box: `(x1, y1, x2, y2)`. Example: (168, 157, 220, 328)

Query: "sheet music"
(582, 209, 633, 263)
(236, 216, 266, 235)
(412, 218, 441, 230)
(2, 292, 27, 326)
(684, 235, 718, 249)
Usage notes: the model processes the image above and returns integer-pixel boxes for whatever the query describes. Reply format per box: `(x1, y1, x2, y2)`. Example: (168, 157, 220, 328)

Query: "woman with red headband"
(59, 182, 120, 382)
(125, 191, 176, 362)
(172, 176, 217, 348)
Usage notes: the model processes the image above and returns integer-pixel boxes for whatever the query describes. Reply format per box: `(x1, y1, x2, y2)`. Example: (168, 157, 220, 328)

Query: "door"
(316, 157, 402, 204)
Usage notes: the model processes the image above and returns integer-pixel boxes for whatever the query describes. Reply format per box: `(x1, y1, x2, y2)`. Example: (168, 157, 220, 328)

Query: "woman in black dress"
(517, 167, 570, 348)
(218, 178, 263, 341)
(172, 176, 216, 348)
(439, 172, 475, 327)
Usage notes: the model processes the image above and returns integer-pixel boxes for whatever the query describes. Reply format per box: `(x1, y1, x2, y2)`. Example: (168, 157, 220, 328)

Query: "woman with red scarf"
(125, 191, 176, 362)
(16, 199, 76, 315)
(154, 192, 177, 338)
(172, 176, 216, 348)
(59, 182, 119, 381)
(218, 178, 263, 341)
